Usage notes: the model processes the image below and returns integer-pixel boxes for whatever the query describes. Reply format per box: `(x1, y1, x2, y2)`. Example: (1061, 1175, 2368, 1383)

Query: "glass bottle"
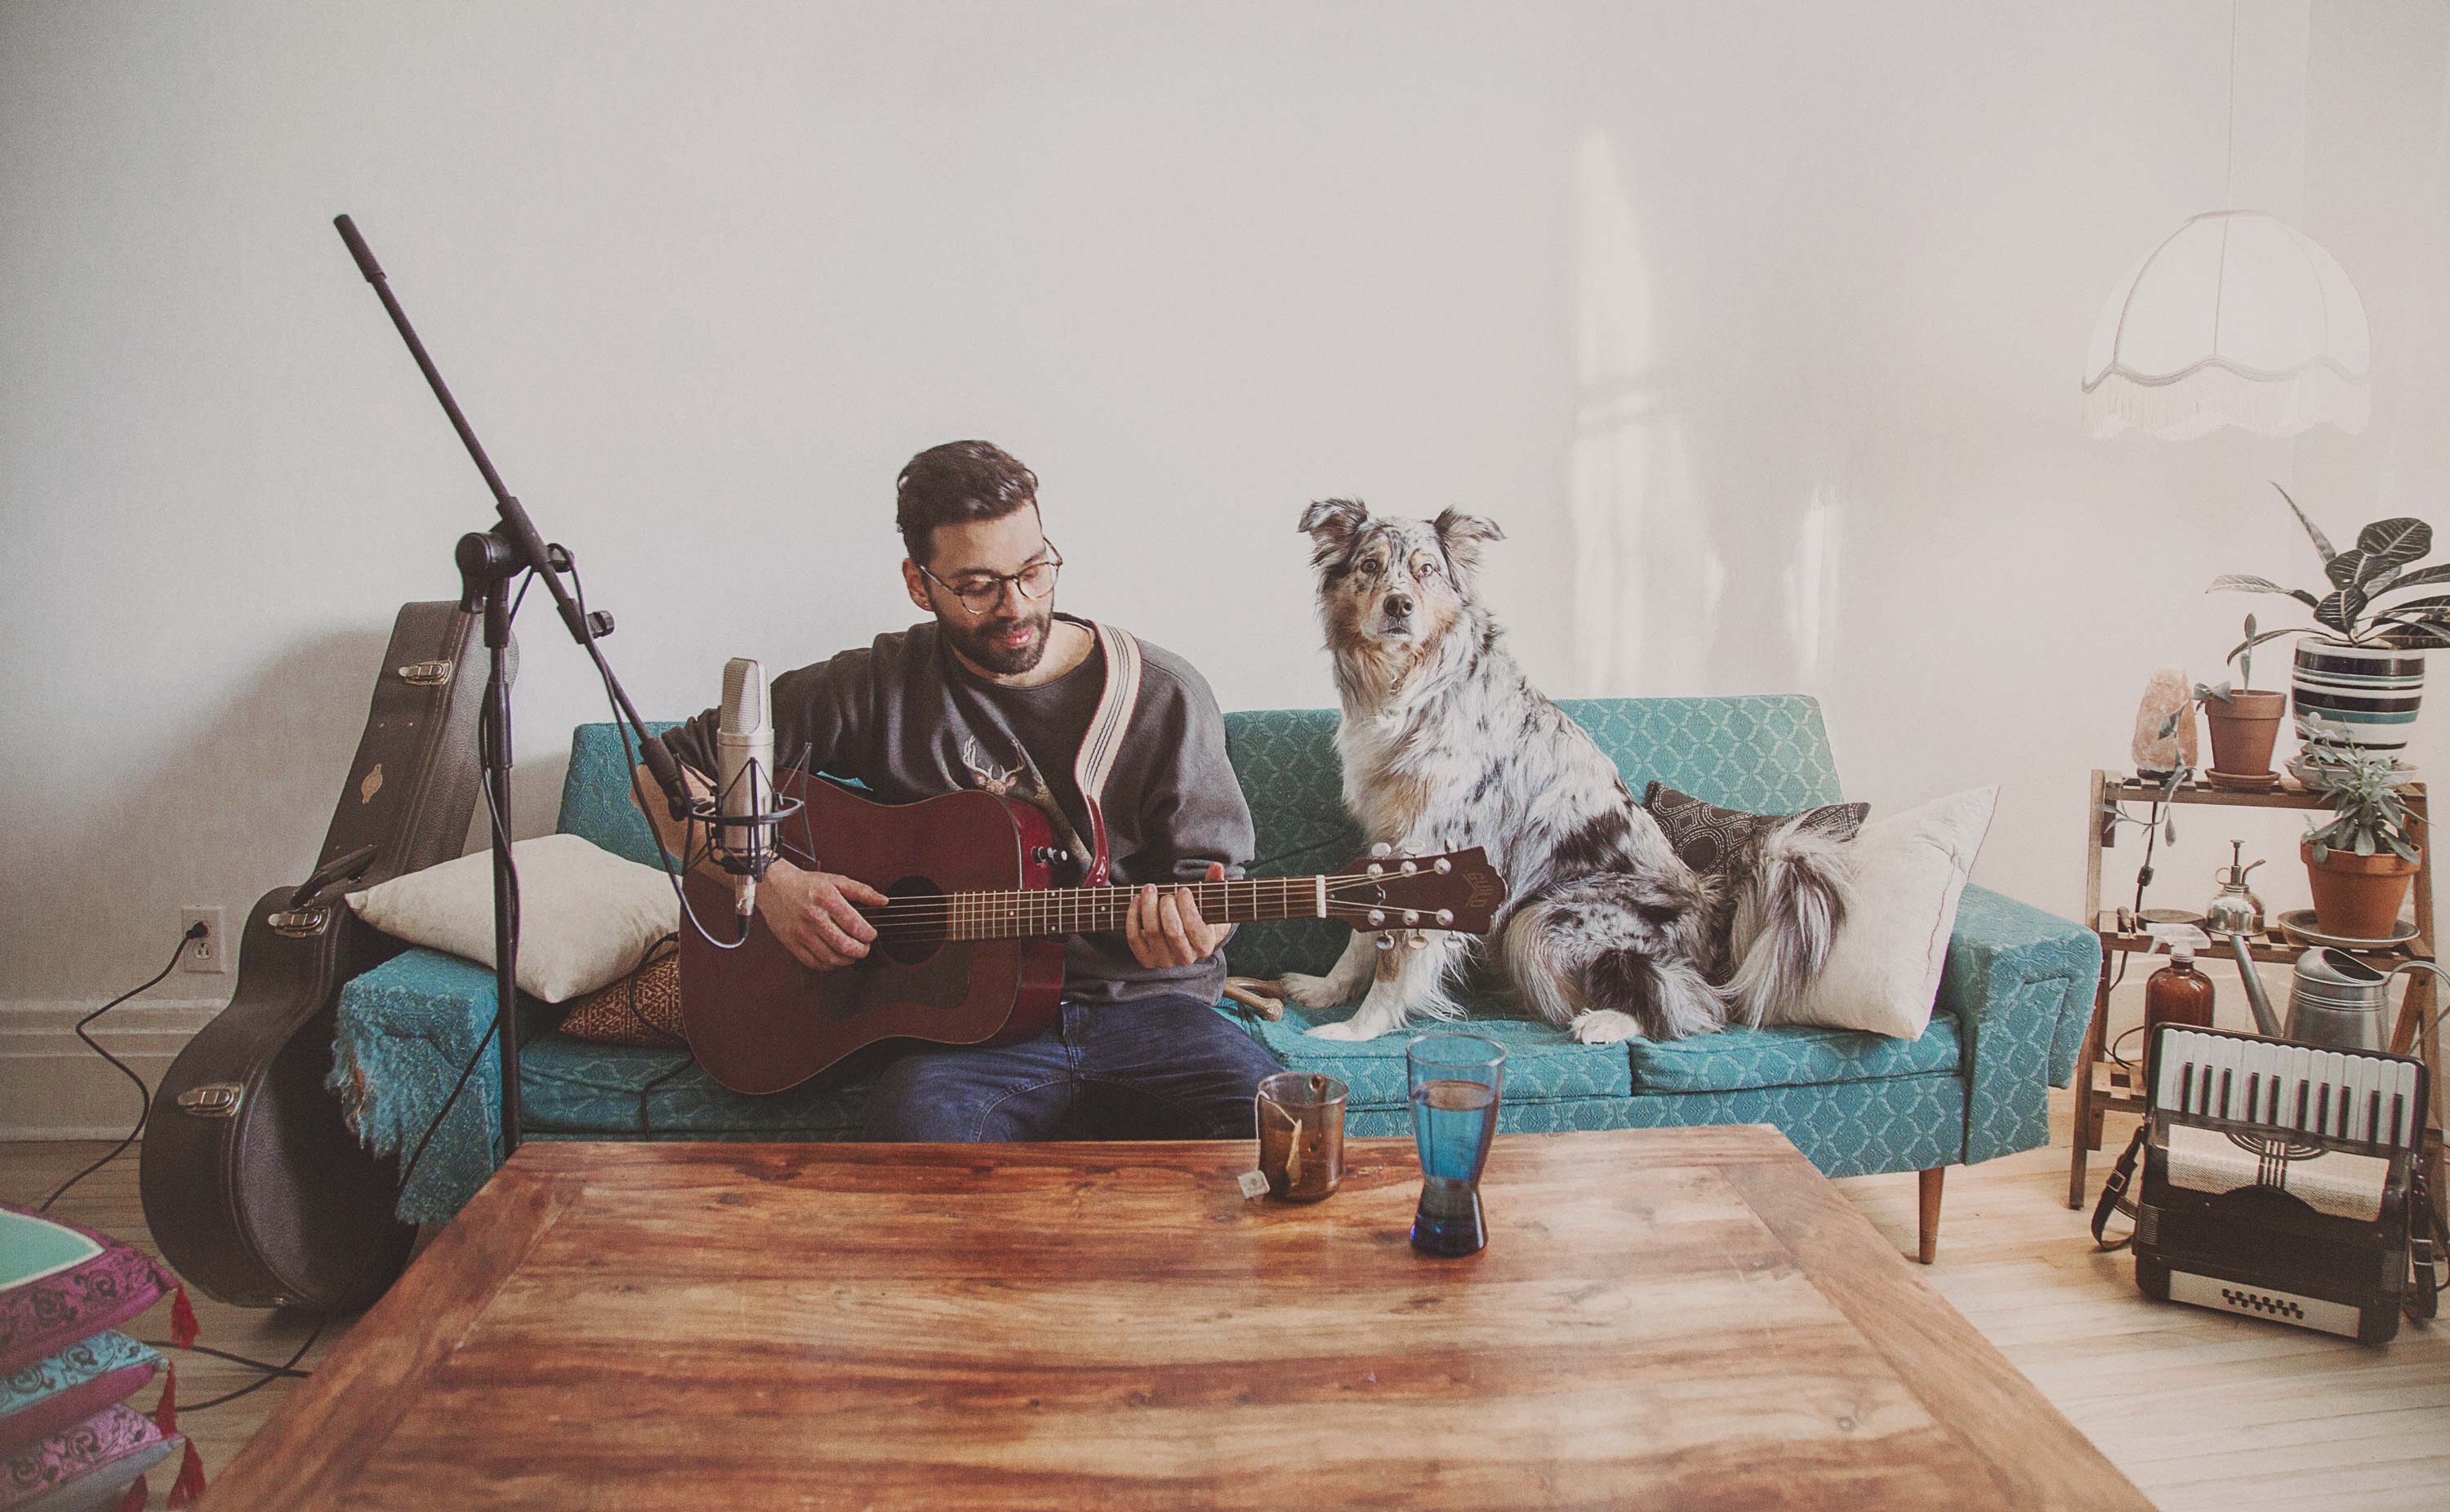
(2142, 941, 2216, 1092)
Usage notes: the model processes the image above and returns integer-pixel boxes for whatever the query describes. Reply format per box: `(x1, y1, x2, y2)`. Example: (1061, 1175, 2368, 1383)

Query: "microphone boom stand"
(334, 214, 680, 1158)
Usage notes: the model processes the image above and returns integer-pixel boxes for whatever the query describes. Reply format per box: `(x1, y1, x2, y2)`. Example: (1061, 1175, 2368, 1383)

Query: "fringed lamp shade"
(2081, 210, 2371, 439)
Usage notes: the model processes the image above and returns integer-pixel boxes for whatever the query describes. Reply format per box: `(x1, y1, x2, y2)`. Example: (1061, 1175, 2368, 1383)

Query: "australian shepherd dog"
(1279, 499, 1851, 1044)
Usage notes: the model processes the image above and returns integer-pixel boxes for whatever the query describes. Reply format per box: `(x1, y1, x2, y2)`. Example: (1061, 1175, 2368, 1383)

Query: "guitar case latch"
(267, 905, 332, 937)
(177, 1083, 243, 1118)
(396, 660, 454, 687)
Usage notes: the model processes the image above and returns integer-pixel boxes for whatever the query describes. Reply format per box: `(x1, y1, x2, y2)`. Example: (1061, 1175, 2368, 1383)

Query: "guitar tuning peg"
(1407, 931, 1430, 949)
(1365, 862, 1385, 877)
(1399, 859, 1419, 874)
(1367, 909, 1387, 928)
(1432, 857, 1452, 874)
(1437, 909, 1454, 927)
(1374, 933, 1396, 951)
(1368, 843, 1392, 859)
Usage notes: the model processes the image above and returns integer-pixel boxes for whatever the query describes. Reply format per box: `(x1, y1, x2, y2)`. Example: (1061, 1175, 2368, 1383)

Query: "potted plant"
(2156, 618, 2287, 788)
(2212, 486, 2449, 763)
(2201, 616, 2287, 787)
(2297, 714, 2423, 940)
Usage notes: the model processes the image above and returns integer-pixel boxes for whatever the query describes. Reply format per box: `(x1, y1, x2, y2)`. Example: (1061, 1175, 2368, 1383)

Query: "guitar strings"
(839, 874, 1428, 936)
(836, 870, 1428, 919)
(846, 880, 1450, 942)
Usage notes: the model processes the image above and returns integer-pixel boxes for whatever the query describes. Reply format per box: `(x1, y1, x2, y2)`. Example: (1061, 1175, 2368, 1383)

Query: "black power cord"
(31, 923, 329, 1415)
(38, 923, 207, 1212)
(142, 749, 524, 1415)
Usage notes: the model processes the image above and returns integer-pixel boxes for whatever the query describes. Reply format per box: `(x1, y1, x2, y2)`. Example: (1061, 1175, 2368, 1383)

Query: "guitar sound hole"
(875, 876, 947, 966)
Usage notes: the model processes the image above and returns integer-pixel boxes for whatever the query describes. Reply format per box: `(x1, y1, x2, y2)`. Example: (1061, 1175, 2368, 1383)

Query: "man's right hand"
(758, 859, 889, 971)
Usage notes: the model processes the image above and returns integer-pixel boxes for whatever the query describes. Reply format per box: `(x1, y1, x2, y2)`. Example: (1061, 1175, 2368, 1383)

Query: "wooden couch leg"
(1918, 1167, 1945, 1264)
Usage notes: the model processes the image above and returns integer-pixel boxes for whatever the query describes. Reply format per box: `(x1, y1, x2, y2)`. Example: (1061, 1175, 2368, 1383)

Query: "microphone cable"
(564, 555, 757, 951)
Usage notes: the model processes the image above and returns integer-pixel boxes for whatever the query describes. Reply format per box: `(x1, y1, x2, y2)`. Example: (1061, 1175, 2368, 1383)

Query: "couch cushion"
(1625, 1014, 1961, 1093)
(1236, 1009, 1632, 1110)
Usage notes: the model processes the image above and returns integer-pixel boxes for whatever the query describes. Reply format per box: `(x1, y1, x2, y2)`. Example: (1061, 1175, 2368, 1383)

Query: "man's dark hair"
(895, 441, 1039, 565)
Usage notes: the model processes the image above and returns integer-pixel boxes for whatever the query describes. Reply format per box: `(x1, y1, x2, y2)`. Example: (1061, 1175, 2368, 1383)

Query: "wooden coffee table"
(203, 1127, 2148, 1510)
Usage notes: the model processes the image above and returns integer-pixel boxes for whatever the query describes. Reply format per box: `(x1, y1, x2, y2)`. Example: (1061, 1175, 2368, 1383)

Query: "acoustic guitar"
(679, 768, 1503, 1094)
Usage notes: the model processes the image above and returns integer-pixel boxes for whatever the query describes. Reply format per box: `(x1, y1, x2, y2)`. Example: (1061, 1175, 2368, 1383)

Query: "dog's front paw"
(1305, 1017, 1386, 1041)
(1570, 1010, 1644, 1045)
(1276, 972, 1353, 1012)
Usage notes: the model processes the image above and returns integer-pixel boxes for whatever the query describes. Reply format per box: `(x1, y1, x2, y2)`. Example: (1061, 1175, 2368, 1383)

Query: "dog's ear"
(1298, 498, 1371, 571)
(1433, 508, 1505, 587)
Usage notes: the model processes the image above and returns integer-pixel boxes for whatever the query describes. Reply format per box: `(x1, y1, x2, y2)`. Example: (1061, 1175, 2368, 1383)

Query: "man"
(644, 440, 1284, 1141)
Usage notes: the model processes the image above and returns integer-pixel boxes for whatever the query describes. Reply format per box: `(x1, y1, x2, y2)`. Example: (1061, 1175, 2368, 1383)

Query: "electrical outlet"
(180, 906, 228, 973)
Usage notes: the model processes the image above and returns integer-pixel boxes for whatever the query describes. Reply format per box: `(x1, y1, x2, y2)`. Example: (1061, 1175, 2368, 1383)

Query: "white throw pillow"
(1774, 786, 1998, 1039)
(347, 834, 680, 1003)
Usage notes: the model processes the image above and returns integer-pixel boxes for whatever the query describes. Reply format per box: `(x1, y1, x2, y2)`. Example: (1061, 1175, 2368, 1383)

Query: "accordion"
(2108, 1023, 2439, 1345)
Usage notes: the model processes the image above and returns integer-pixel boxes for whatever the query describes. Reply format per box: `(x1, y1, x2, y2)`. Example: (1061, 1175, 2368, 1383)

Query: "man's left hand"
(1125, 862, 1230, 968)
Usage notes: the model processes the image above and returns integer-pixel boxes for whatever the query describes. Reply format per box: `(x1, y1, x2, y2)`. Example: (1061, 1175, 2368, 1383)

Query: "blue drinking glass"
(1406, 1032, 1505, 1257)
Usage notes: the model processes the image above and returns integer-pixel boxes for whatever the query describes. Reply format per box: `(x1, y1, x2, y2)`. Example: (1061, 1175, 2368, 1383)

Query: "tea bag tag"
(1236, 1170, 1271, 1200)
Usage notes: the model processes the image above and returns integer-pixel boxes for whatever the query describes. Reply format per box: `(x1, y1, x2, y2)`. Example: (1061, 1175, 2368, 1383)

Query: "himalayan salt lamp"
(2132, 665, 2199, 775)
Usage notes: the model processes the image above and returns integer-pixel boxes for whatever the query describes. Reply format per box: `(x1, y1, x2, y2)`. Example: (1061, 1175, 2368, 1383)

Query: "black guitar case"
(140, 601, 506, 1312)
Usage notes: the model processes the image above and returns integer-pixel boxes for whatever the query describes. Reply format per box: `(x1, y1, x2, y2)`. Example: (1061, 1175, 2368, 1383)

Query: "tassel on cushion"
(153, 1361, 177, 1438)
(170, 1286, 199, 1351)
(114, 1474, 149, 1512)
(167, 1437, 207, 1509)
(152, 1359, 208, 1507)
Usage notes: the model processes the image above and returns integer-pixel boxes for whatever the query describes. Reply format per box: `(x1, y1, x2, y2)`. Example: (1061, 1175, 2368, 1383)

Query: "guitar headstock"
(1322, 846, 1505, 936)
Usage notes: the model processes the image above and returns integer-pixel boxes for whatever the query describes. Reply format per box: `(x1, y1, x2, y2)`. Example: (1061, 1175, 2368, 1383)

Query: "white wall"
(3, 2, 2446, 1064)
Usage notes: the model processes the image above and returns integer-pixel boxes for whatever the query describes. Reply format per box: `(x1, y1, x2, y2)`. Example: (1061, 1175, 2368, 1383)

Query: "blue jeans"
(861, 997, 1287, 1142)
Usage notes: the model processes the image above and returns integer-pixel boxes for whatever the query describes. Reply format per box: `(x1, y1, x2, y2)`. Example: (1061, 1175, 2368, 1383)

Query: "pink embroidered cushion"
(0, 1403, 180, 1512)
(0, 1207, 175, 1379)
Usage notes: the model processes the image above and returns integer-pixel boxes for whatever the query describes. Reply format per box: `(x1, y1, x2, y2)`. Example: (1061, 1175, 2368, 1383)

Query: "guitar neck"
(873, 877, 1330, 943)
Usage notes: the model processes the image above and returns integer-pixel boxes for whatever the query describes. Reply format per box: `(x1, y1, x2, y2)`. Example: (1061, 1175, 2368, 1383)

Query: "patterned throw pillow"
(0, 1403, 179, 1512)
(0, 1209, 174, 1379)
(554, 943, 686, 1047)
(0, 1334, 158, 1457)
(1642, 782, 1869, 875)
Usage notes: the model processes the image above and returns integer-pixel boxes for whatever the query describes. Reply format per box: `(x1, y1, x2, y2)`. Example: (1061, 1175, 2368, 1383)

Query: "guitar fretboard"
(864, 877, 1329, 943)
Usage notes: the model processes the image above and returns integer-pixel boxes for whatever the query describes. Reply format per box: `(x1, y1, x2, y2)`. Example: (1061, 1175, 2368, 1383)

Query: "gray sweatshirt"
(663, 615, 1254, 1007)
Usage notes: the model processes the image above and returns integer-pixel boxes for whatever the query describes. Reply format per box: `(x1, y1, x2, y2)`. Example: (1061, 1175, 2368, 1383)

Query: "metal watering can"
(2227, 934, 2449, 1053)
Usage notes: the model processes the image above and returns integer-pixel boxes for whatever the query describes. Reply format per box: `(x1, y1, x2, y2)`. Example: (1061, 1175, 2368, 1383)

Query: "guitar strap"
(1073, 621, 1144, 887)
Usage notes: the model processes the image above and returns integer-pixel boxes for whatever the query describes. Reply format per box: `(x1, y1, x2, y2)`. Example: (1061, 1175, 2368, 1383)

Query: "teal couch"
(331, 696, 2099, 1261)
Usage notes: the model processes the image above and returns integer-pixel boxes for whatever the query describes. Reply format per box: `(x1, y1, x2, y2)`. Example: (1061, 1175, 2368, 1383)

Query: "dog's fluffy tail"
(1723, 820, 1853, 1025)
(1504, 874, 1728, 1041)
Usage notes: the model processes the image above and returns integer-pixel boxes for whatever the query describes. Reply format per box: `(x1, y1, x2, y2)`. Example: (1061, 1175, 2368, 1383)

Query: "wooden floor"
(6, 1093, 2443, 1511)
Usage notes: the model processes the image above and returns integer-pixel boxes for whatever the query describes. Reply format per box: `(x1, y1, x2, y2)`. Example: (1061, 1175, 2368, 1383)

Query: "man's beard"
(952, 606, 1054, 676)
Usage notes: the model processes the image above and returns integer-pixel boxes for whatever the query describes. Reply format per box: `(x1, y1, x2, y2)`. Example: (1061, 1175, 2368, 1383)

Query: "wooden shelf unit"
(2067, 771, 2445, 1223)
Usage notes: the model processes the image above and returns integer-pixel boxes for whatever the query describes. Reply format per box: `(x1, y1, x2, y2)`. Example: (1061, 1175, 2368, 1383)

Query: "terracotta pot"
(2301, 839, 2420, 941)
(2204, 689, 2287, 782)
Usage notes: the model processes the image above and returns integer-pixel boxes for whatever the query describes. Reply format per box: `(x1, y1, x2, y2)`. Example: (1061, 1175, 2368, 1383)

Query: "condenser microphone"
(715, 657, 776, 916)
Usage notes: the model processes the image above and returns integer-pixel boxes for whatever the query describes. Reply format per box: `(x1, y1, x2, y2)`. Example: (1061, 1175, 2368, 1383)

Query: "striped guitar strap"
(1073, 621, 1145, 887)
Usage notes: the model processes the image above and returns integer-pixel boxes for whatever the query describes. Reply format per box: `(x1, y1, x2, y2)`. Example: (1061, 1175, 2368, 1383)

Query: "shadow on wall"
(120, 624, 569, 957)
(104, 629, 397, 973)
(1566, 130, 1844, 700)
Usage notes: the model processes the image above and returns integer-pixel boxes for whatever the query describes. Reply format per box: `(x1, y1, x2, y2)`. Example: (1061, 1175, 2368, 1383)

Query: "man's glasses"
(920, 541, 1064, 616)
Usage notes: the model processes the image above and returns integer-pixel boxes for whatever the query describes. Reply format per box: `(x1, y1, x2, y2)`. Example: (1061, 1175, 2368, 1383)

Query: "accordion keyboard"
(2152, 1026, 2424, 1150)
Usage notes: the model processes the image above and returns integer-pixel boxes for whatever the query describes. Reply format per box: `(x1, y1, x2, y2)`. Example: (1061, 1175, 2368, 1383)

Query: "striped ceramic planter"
(2292, 637, 2426, 755)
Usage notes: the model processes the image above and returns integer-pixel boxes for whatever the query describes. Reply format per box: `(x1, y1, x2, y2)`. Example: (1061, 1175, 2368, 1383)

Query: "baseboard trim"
(0, 999, 221, 1140)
